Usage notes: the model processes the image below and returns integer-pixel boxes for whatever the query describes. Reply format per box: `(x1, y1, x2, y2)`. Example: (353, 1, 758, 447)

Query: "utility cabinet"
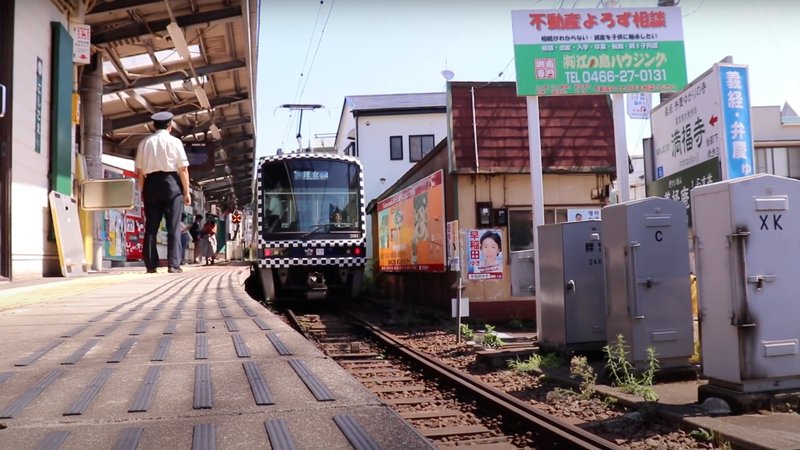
(603, 197, 694, 369)
(692, 174, 800, 392)
(537, 221, 605, 351)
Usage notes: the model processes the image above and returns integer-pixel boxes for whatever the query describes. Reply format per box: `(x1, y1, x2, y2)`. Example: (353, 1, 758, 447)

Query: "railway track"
(284, 308, 622, 450)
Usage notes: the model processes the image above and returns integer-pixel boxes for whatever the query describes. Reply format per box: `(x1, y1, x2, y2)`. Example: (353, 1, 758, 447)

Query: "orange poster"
(377, 170, 445, 272)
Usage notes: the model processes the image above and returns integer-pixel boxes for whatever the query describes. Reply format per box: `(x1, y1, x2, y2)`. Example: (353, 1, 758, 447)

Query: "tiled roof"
(345, 93, 446, 112)
(449, 82, 616, 173)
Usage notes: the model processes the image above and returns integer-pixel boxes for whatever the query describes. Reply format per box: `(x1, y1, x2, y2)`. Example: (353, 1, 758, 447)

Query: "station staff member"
(135, 111, 191, 274)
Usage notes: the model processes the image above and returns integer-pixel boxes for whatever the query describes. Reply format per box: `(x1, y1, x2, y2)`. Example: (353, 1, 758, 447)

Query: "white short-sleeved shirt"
(135, 129, 189, 174)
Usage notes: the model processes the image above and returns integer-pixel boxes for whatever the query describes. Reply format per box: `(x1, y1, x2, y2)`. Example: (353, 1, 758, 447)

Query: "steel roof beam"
(219, 134, 253, 147)
(106, 93, 249, 130)
(92, 6, 242, 45)
(103, 60, 246, 94)
(181, 116, 250, 137)
(88, 0, 163, 15)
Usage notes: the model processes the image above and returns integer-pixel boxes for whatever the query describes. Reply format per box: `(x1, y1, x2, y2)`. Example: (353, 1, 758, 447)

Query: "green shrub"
(508, 354, 542, 373)
(459, 323, 475, 341)
(602, 334, 660, 402)
(481, 324, 504, 349)
(570, 355, 597, 398)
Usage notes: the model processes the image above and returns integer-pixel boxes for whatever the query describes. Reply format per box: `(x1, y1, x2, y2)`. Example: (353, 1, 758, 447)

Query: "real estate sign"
(649, 63, 755, 209)
(511, 8, 687, 96)
(378, 170, 446, 272)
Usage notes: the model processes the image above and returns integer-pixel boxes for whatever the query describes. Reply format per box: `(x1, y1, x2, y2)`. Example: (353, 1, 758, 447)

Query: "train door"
(0, 0, 14, 281)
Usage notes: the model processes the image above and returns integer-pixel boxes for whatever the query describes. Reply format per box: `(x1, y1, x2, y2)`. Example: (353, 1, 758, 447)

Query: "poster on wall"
(377, 170, 446, 272)
(466, 228, 504, 281)
(121, 169, 144, 261)
(125, 216, 144, 261)
(104, 209, 126, 261)
(446, 220, 461, 272)
(567, 208, 601, 222)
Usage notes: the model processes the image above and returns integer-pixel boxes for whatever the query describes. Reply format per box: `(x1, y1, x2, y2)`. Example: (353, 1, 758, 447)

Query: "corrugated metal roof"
(449, 81, 616, 174)
(345, 93, 446, 112)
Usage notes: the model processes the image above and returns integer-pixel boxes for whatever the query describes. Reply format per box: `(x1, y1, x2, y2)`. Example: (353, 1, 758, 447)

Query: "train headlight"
(354, 246, 362, 256)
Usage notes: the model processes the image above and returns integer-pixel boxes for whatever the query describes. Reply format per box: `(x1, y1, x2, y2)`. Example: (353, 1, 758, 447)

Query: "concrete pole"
(80, 51, 105, 271)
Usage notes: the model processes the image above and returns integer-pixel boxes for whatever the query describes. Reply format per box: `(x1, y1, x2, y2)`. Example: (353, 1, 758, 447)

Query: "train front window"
(261, 159, 361, 235)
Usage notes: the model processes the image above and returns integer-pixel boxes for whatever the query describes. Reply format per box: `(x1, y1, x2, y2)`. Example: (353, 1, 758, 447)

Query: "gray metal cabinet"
(692, 174, 800, 392)
(537, 221, 606, 350)
(603, 197, 693, 369)
(510, 249, 535, 297)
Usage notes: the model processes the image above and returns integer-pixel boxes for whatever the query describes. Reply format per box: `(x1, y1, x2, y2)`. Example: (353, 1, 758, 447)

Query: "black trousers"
(142, 171, 184, 271)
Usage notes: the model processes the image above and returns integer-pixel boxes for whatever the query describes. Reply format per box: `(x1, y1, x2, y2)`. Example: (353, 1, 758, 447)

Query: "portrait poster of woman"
(466, 228, 503, 280)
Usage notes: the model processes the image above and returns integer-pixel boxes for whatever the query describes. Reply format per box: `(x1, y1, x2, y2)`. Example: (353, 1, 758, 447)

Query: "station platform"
(0, 264, 433, 449)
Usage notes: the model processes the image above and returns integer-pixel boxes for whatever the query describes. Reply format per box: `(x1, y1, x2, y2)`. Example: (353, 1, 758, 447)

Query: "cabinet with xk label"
(692, 174, 800, 392)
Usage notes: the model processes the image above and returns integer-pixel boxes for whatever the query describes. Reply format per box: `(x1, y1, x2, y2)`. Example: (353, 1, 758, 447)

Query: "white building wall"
(752, 105, 800, 141)
(354, 112, 446, 266)
(356, 113, 446, 205)
(11, 0, 70, 279)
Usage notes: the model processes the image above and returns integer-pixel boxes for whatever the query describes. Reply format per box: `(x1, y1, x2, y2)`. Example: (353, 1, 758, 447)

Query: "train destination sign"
(511, 8, 687, 96)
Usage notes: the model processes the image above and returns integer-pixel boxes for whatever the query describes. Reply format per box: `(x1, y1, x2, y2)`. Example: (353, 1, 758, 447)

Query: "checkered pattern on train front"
(261, 238, 365, 249)
(255, 153, 367, 268)
(257, 257, 367, 269)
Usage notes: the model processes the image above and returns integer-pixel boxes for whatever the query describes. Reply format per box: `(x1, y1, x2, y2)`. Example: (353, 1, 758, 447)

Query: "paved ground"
(0, 265, 434, 449)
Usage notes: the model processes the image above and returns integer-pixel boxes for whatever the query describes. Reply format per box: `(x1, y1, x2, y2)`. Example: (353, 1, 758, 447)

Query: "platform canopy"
(82, 0, 258, 209)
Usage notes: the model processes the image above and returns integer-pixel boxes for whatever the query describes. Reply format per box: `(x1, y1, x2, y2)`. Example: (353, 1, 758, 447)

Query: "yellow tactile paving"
(0, 272, 157, 310)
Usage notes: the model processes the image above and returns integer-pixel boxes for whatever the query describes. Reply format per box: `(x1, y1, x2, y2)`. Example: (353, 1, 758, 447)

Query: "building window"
(508, 208, 573, 251)
(409, 134, 435, 162)
(389, 136, 403, 160)
(345, 142, 355, 157)
(544, 208, 569, 224)
(756, 147, 800, 178)
(508, 209, 534, 252)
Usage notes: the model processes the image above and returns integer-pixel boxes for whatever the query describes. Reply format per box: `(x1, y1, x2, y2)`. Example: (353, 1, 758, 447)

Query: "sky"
(256, 0, 800, 158)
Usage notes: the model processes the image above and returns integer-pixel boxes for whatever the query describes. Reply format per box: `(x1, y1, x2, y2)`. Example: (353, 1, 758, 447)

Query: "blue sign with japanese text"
(719, 66, 754, 179)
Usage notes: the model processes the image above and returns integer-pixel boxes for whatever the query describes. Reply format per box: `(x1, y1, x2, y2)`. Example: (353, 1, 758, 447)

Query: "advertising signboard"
(650, 63, 754, 189)
(378, 170, 445, 272)
(511, 8, 687, 96)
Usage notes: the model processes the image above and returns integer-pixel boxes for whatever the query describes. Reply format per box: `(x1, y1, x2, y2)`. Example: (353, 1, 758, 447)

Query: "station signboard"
(648, 63, 755, 210)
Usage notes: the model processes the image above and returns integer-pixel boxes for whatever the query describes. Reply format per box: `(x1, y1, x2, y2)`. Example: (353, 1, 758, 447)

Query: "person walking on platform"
(180, 214, 191, 265)
(135, 111, 191, 274)
(200, 218, 217, 265)
(189, 214, 203, 263)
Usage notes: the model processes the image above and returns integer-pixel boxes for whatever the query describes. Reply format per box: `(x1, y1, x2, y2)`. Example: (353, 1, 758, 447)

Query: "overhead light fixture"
(166, 22, 191, 62)
(209, 124, 222, 141)
(194, 85, 211, 109)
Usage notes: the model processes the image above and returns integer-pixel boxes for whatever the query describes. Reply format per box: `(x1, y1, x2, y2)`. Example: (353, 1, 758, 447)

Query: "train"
(246, 152, 367, 301)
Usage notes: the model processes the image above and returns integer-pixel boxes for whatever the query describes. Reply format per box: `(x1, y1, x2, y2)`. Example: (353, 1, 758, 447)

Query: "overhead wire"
(297, 0, 336, 104)
(280, 0, 327, 151)
(682, 0, 704, 17)
(291, 1, 326, 103)
(280, 0, 337, 152)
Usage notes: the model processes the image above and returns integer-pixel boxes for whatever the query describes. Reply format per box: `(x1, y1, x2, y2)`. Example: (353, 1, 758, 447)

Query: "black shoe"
(168, 267, 183, 273)
(146, 269, 157, 274)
